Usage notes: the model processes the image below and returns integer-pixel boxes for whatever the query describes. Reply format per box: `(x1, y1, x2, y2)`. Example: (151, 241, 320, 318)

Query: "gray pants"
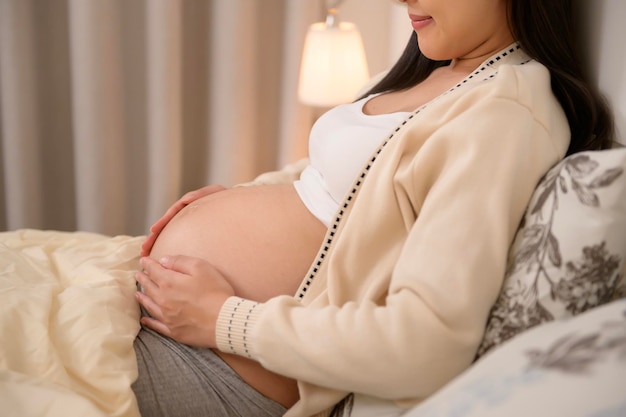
(132, 327, 287, 417)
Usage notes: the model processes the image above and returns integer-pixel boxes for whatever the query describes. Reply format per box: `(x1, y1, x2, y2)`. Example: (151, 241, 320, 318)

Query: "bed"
(2, 148, 625, 417)
(0, 229, 143, 417)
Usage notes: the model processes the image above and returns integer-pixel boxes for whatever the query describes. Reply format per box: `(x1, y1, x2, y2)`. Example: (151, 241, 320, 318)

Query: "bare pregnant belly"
(149, 184, 327, 408)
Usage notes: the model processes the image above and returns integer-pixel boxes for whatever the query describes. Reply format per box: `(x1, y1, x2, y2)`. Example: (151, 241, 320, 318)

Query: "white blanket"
(0, 229, 143, 417)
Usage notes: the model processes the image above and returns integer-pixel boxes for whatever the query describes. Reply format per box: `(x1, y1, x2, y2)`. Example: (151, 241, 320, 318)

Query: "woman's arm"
(215, 94, 569, 399)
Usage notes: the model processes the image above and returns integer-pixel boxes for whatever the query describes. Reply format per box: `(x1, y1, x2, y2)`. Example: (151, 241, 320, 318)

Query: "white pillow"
(403, 298, 626, 417)
(478, 147, 626, 357)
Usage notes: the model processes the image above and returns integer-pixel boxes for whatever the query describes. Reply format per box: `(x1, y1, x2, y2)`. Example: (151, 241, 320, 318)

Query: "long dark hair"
(330, 0, 614, 415)
(360, 0, 614, 155)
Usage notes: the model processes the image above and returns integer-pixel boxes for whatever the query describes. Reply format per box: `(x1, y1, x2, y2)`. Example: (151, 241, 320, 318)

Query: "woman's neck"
(448, 37, 516, 74)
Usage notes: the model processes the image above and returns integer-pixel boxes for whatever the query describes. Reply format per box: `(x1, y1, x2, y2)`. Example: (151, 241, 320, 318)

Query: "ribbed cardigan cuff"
(215, 296, 264, 359)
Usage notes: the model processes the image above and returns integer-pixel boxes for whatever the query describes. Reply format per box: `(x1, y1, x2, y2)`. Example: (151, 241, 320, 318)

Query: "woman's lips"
(409, 14, 433, 31)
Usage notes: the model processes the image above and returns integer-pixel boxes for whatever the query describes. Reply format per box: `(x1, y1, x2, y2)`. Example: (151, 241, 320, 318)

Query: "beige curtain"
(0, 0, 321, 236)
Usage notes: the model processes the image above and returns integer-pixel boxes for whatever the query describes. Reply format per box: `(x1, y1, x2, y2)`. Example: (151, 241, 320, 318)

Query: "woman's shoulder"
(484, 48, 560, 108)
(494, 58, 554, 98)
(466, 46, 546, 96)
(460, 52, 567, 138)
(400, 51, 570, 158)
(495, 59, 568, 134)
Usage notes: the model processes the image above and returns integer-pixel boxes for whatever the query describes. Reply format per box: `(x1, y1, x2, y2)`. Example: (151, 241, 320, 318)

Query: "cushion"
(403, 298, 626, 417)
(477, 147, 626, 357)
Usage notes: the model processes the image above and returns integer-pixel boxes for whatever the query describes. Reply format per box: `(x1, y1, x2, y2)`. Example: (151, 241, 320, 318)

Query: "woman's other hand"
(135, 255, 234, 348)
(140, 184, 227, 257)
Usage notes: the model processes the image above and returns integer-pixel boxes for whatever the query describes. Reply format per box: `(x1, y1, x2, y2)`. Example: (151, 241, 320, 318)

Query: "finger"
(158, 254, 210, 275)
(140, 235, 156, 257)
(150, 212, 174, 234)
(140, 315, 172, 338)
(135, 270, 166, 310)
(202, 184, 226, 195)
(140, 256, 188, 288)
(182, 184, 225, 203)
(179, 190, 199, 204)
(142, 211, 182, 257)
(164, 200, 186, 217)
(147, 185, 225, 238)
(139, 256, 162, 283)
(135, 269, 159, 297)
(135, 290, 164, 318)
(149, 201, 184, 232)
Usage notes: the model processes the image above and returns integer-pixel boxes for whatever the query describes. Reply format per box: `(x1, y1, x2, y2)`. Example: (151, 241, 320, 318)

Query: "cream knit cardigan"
(216, 44, 570, 417)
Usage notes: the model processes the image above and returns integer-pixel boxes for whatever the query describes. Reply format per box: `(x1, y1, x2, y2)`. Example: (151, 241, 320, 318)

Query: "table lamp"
(298, 0, 370, 108)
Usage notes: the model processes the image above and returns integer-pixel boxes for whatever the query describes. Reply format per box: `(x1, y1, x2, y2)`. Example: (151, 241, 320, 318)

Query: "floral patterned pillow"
(477, 147, 626, 358)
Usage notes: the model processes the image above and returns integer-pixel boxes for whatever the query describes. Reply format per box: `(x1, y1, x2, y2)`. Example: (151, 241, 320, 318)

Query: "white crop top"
(294, 94, 410, 227)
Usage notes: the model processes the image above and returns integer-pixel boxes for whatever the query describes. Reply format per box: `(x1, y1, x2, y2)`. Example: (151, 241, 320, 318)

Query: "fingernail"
(159, 256, 170, 266)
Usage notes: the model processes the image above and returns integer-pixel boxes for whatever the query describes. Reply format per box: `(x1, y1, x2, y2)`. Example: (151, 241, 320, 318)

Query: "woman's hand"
(135, 255, 234, 348)
(140, 184, 228, 257)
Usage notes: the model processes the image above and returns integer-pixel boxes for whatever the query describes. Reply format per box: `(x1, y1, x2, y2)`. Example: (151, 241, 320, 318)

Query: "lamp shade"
(298, 21, 370, 107)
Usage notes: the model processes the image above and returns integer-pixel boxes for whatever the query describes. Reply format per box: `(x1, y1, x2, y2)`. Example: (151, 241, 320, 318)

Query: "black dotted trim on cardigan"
(295, 44, 526, 300)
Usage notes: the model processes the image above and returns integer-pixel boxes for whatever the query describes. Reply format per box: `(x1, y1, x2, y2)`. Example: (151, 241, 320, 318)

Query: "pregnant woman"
(132, 0, 615, 416)
(137, 95, 411, 412)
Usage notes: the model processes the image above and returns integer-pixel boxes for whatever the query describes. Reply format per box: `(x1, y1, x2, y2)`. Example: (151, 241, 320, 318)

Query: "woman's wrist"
(215, 296, 265, 359)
